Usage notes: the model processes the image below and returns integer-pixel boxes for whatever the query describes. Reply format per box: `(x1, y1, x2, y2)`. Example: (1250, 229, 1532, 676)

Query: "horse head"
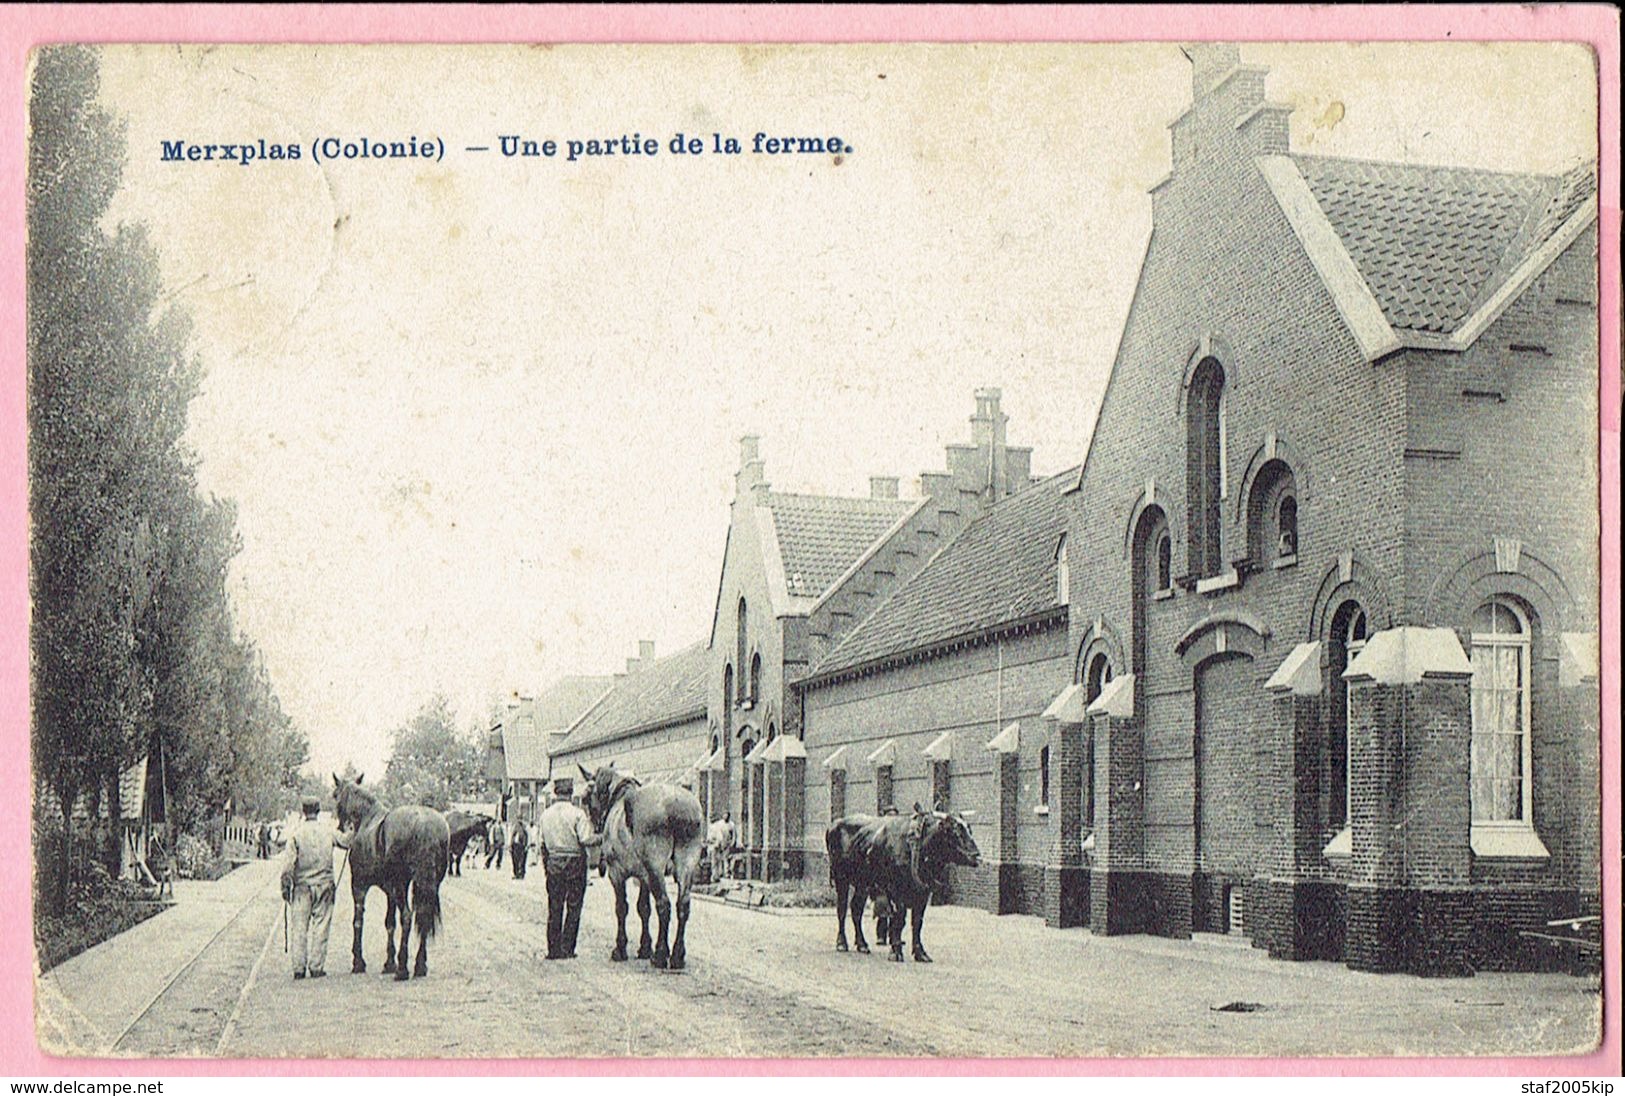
(580, 763, 624, 833)
(332, 772, 376, 837)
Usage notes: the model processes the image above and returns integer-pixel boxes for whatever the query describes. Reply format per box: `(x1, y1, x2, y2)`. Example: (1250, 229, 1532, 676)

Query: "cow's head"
(912, 802, 981, 869)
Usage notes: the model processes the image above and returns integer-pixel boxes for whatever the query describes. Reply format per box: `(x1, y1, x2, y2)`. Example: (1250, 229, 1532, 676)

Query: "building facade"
(1049, 44, 1599, 973)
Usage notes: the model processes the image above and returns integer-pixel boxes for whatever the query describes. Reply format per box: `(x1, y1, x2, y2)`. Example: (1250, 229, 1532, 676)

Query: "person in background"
(510, 816, 530, 880)
(538, 779, 597, 959)
(486, 817, 505, 871)
(280, 797, 339, 980)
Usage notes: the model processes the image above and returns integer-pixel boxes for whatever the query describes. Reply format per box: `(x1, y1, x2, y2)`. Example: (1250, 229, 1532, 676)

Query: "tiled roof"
(766, 492, 916, 599)
(1293, 155, 1597, 335)
(807, 469, 1077, 681)
(555, 642, 710, 755)
(501, 676, 613, 779)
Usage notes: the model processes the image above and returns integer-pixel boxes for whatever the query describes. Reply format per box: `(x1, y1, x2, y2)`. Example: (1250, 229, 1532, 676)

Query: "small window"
(1277, 496, 1298, 559)
(1039, 745, 1051, 807)
(1246, 459, 1297, 566)
(1084, 652, 1113, 706)
(1156, 532, 1172, 592)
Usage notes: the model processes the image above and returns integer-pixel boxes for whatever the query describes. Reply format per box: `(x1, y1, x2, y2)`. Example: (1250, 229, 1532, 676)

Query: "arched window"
(1056, 534, 1070, 605)
(749, 652, 762, 707)
(1327, 601, 1367, 830)
(736, 598, 749, 706)
(1084, 651, 1113, 705)
(722, 665, 734, 731)
(766, 723, 777, 744)
(1186, 358, 1225, 578)
(1130, 505, 1169, 716)
(1156, 531, 1172, 593)
(740, 735, 756, 835)
(1470, 598, 1532, 824)
(1246, 459, 1298, 565)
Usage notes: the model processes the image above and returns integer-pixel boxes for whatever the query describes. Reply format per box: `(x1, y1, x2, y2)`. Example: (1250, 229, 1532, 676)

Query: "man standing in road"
(539, 779, 597, 959)
(510, 816, 530, 879)
(486, 817, 505, 871)
(280, 796, 340, 980)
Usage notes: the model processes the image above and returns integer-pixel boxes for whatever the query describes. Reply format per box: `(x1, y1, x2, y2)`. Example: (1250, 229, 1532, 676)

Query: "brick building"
(550, 642, 711, 795)
(1044, 44, 1599, 973)
(796, 467, 1077, 918)
(489, 675, 612, 822)
(702, 391, 1043, 880)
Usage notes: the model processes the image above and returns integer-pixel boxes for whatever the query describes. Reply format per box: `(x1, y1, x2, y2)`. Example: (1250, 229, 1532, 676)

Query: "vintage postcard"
(21, 31, 1612, 1064)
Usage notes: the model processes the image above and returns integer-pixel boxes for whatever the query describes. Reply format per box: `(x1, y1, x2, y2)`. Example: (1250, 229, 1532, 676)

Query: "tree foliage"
(381, 695, 482, 811)
(29, 47, 306, 912)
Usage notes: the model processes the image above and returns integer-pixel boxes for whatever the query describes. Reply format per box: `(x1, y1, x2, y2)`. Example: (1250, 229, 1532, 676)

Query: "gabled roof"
(554, 642, 710, 755)
(805, 469, 1077, 683)
(1282, 154, 1597, 342)
(500, 675, 614, 780)
(764, 492, 917, 601)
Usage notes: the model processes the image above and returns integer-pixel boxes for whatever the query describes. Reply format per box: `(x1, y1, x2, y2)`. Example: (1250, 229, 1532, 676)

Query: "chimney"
(1184, 41, 1241, 94)
(970, 388, 1010, 503)
(735, 435, 769, 504)
(869, 476, 899, 500)
(1169, 43, 1285, 170)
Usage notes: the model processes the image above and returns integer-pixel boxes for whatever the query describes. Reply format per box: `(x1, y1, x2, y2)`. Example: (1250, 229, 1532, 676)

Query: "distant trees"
(381, 695, 483, 811)
(29, 46, 306, 913)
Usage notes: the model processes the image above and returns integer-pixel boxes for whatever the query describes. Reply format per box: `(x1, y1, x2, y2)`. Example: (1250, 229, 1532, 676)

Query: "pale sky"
(92, 42, 1596, 778)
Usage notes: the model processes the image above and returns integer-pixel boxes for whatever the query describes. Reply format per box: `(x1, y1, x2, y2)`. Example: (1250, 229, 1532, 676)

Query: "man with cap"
(485, 817, 505, 870)
(280, 796, 341, 980)
(538, 778, 597, 959)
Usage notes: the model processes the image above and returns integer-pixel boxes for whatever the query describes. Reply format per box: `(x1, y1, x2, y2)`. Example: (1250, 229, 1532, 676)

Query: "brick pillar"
(1091, 711, 1151, 936)
(1044, 721, 1087, 928)
(1258, 643, 1344, 960)
(783, 754, 806, 880)
(765, 760, 785, 881)
(997, 752, 1020, 914)
(748, 761, 766, 880)
(1344, 627, 1474, 975)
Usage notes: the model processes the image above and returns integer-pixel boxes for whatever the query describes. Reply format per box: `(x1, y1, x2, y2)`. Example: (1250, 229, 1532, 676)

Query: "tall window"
(740, 735, 755, 835)
(723, 665, 734, 732)
(1328, 601, 1367, 830)
(1056, 534, 1070, 605)
(1155, 531, 1172, 592)
(1131, 506, 1169, 716)
(736, 598, 749, 706)
(1186, 358, 1225, 578)
(1039, 745, 1051, 808)
(1470, 599, 1532, 824)
(749, 652, 762, 707)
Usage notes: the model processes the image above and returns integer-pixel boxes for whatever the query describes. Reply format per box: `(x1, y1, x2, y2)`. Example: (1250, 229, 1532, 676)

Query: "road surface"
(37, 858, 1602, 1059)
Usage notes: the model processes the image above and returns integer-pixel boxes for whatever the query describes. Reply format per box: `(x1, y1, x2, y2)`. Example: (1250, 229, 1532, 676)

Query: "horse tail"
(413, 878, 443, 939)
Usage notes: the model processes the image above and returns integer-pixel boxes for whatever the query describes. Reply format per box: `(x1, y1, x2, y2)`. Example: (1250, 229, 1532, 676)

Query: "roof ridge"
(767, 489, 915, 507)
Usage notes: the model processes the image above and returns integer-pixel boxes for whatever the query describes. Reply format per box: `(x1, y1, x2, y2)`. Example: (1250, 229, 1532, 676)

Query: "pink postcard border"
(0, 3, 1617, 1078)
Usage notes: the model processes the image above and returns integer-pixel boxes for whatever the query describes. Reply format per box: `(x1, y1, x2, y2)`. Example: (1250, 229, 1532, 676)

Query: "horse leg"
(851, 887, 870, 954)
(350, 884, 368, 974)
(393, 884, 413, 981)
(647, 874, 673, 970)
(610, 876, 629, 962)
(911, 901, 931, 963)
(834, 878, 850, 951)
(635, 884, 653, 960)
(887, 893, 906, 963)
(413, 885, 433, 978)
(381, 894, 398, 974)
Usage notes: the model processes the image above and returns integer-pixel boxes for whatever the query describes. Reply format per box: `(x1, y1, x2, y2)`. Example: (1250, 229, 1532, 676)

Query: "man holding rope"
(280, 796, 341, 980)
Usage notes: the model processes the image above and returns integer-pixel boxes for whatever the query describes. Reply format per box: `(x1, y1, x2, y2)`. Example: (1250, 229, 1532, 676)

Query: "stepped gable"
(765, 491, 917, 600)
(807, 467, 1078, 682)
(556, 642, 709, 753)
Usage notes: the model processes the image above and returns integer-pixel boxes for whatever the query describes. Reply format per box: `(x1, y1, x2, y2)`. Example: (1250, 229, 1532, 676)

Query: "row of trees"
(29, 46, 309, 914)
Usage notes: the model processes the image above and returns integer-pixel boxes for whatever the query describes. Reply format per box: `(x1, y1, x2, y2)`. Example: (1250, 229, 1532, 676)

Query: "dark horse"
(445, 811, 493, 876)
(579, 763, 704, 970)
(333, 774, 450, 980)
(827, 803, 981, 962)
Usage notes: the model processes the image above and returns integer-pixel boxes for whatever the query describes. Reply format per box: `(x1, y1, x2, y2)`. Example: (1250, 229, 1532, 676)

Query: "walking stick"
(283, 899, 289, 953)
